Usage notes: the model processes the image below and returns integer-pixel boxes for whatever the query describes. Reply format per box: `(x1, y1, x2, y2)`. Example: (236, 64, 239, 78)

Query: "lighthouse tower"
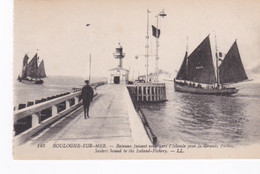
(113, 43, 125, 68)
(108, 43, 129, 84)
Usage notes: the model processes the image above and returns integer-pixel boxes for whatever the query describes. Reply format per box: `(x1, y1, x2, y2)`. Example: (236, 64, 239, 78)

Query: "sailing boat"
(174, 35, 248, 95)
(17, 53, 46, 84)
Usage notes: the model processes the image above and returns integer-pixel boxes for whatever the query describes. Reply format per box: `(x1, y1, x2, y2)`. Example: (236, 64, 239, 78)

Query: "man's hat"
(84, 80, 89, 83)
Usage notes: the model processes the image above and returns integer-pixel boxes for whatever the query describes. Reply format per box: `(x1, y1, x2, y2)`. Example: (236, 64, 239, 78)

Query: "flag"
(152, 25, 160, 38)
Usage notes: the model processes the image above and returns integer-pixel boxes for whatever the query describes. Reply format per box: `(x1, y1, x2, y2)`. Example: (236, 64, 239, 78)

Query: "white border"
(0, 0, 259, 173)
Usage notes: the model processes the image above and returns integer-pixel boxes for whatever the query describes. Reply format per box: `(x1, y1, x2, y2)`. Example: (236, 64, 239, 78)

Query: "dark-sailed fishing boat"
(174, 35, 248, 95)
(17, 53, 46, 84)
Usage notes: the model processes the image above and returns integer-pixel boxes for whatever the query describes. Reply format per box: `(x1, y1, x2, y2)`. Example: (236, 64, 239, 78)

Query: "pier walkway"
(23, 84, 151, 145)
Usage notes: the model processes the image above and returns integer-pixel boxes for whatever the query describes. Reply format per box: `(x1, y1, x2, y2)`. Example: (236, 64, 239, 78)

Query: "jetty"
(13, 43, 167, 148)
(13, 84, 152, 146)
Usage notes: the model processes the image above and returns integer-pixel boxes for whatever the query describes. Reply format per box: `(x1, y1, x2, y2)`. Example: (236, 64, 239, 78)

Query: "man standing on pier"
(82, 80, 94, 119)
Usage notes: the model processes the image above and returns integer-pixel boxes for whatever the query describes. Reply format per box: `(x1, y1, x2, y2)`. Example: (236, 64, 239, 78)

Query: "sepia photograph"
(12, 0, 260, 159)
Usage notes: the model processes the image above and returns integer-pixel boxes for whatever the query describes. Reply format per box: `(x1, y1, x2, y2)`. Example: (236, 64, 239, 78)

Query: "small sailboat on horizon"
(174, 35, 249, 95)
(17, 53, 47, 84)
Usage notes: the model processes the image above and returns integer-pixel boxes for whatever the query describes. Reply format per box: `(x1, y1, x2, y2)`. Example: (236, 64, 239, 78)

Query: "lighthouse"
(108, 43, 129, 84)
(113, 43, 125, 68)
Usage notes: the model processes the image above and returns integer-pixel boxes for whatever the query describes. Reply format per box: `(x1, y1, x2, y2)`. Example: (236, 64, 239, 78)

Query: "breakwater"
(14, 84, 151, 148)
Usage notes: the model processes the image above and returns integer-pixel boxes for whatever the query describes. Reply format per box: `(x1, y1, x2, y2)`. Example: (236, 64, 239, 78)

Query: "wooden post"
(31, 113, 40, 127)
(141, 85, 144, 101)
(157, 86, 159, 101)
(147, 85, 151, 101)
(149, 85, 151, 101)
(146, 84, 148, 101)
(153, 86, 155, 101)
(154, 86, 157, 101)
(136, 85, 139, 101)
(161, 86, 164, 100)
(159, 85, 161, 101)
(139, 86, 141, 101)
(52, 105, 58, 116)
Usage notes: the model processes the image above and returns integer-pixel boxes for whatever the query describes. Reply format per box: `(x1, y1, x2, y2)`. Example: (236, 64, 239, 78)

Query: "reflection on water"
(140, 82, 260, 146)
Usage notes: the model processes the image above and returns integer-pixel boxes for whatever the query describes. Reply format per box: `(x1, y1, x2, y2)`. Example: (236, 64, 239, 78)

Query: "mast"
(185, 36, 189, 82)
(214, 33, 220, 88)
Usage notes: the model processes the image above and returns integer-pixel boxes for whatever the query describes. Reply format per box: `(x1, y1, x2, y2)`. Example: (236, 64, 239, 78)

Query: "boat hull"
(18, 78, 44, 85)
(174, 82, 238, 95)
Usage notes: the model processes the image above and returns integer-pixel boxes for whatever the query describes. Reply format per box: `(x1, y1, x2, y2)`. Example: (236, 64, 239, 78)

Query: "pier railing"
(13, 82, 105, 144)
(127, 83, 166, 102)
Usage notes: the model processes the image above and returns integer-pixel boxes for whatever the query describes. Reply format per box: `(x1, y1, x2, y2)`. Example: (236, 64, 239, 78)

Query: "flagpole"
(145, 9, 150, 83)
(155, 15, 159, 82)
(154, 9, 166, 83)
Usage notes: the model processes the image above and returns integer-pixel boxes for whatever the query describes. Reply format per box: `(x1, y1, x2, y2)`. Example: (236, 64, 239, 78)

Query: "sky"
(13, 0, 260, 80)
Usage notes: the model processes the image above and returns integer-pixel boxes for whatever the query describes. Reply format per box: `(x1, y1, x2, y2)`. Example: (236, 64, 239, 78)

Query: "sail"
(176, 51, 188, 80)
(219, 41, 248, 84)
(186, 36, 216, 84)
(26, 54, 38, 78)
(37, 60, 46, 78)
(21, 54, 29, 78)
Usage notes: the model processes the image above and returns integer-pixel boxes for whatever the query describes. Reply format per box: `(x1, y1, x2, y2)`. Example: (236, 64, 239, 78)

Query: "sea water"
(140, 82, 260, 146)
(13, 75, 106, 106)
(14, 76, 260, 146)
